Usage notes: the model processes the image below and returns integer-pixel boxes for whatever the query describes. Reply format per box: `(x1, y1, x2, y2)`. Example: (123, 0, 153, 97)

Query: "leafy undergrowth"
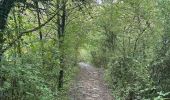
(58, 65, 80, 100)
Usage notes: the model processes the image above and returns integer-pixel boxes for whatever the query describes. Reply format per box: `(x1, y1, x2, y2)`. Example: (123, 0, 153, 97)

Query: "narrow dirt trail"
(70, 62, 113, 100)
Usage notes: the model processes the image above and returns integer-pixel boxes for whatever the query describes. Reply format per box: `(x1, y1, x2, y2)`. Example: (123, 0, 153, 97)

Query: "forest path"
(69, 62, 113, 100)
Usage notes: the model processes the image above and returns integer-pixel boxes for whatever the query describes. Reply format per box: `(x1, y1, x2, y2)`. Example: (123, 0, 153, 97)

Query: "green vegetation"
(0, 0, 170, 100)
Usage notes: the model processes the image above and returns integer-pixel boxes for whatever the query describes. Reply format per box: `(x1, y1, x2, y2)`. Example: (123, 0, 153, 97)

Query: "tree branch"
(2, 11, 58, 53)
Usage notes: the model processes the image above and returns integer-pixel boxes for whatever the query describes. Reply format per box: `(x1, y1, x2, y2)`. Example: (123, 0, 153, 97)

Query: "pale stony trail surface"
(69, 62, 114, 100)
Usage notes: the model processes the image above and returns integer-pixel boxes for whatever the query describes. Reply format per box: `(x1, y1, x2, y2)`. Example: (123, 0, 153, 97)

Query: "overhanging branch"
(2, 11, 58, 53)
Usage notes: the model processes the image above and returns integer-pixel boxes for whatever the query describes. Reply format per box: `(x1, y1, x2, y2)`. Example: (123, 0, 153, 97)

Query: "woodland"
(0, 0, 170, 100)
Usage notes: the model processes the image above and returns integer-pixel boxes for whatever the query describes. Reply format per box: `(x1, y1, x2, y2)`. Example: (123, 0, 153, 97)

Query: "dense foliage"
(1, 0, 170, 100)
(0, 0, 91, 99)
(88, 0, 170, 100)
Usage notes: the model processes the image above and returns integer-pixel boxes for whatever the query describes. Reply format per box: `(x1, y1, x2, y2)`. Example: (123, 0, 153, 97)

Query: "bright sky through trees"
(96, 0, 102, 4)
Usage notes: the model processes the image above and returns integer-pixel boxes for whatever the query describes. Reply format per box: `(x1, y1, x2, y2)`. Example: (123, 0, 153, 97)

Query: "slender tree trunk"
(35, 1, 45, 66)
(57, 0, 67, 90)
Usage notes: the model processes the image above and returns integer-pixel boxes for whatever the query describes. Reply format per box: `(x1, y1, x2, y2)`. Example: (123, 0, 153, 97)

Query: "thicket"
(1, 0, 170, 100)
(88, 0, 170, 99)
(0, 0, 91, 99)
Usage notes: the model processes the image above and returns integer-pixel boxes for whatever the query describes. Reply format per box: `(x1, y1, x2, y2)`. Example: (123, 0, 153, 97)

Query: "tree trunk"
(57, 0, 67, 90)
(0, 0, 15, 59)
(35, 1, 45, 66)
(0, 0, 15, 99)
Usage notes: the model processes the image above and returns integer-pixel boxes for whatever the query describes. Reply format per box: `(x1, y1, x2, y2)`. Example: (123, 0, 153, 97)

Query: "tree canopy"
(0, 0, 170, 100)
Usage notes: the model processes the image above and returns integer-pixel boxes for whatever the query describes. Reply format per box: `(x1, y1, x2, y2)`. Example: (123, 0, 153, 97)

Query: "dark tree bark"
(0, 0, 15, 60)
(57, 0, 67, 90)
(34, 1, 45, 66)
(0, 0, 15, 99)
